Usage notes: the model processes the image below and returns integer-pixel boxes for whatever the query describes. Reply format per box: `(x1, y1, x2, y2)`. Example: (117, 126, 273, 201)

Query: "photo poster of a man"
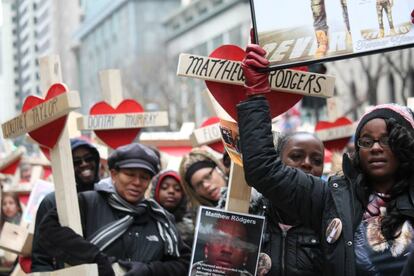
(250, 0, 414, 69)
(190, 207, 265, 276)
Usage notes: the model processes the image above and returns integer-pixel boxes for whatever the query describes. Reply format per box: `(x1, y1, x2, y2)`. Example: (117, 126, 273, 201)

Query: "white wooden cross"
(77, 69, 169, 147)
(0, 56, 99, 275)
(177, 50, 337, 213)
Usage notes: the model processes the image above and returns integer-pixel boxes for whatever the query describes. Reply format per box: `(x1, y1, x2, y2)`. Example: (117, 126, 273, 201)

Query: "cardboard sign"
(190, 207, 265, 276)
(21, 179, 54, 225)
(219, 119, 242, 167)
(250, 0, 414, 70)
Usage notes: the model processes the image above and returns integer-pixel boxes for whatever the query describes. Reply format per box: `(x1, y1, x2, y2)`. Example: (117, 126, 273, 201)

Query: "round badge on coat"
(326, 218, 342, 244)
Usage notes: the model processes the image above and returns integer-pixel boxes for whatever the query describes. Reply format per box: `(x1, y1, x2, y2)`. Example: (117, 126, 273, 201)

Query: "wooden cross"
(77, 70, 169, 149)
(0, 56, 97, 275)
(177, 45, 337, 214)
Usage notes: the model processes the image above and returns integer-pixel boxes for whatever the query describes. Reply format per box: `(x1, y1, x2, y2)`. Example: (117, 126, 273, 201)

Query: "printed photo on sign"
(190, 207, 265, 276)
(249, 0, 414, 70)
(219, 119, 243, 167)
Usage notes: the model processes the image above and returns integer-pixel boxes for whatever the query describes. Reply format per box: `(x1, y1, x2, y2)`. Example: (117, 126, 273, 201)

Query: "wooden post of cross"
(0, 56, 100, 275)
(204, 89, 251, 213)
(77, 69, 169, 149)
(326, 97, 340, 122)
(37, 55, 83, 234)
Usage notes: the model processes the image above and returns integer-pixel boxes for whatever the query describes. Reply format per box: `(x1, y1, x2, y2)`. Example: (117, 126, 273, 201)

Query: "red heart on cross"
(22, 83, 69, 150)
(90, 99, 144, 149)
(205, 45, 303, 121)
(315, 117, 353, 152)
(201, 117, 224, 153)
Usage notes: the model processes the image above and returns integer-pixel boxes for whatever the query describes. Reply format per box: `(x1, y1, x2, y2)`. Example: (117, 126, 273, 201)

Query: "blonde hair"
(179, 148, 226, 210)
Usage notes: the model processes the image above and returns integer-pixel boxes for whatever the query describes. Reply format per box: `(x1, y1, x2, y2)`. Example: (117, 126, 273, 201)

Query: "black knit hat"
(354, 104, 414, 149)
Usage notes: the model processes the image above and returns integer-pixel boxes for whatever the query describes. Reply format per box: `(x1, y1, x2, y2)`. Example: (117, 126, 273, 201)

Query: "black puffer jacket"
(252, 196, 322, 276)
(237, 97, 414, 276)
(38, 178, 191, 276)
(31, 138, 101, 272)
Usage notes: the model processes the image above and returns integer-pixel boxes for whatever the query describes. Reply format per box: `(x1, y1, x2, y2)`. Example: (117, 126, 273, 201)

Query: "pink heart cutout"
(90, 99, 144, 149)
(315, 117, 353, 152)
(205, 45, 303, 121)
(22, 83, 68, 150)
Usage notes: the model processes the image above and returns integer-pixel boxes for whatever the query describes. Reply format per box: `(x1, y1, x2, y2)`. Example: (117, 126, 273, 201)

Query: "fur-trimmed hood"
(179, 148, 227, 210)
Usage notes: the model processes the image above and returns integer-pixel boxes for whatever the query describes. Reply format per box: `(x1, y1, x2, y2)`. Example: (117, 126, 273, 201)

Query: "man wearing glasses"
(31, 138, 101, 272)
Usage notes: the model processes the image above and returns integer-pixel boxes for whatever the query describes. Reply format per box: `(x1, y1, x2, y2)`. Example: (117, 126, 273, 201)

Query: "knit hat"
(354, 104, 414, 149)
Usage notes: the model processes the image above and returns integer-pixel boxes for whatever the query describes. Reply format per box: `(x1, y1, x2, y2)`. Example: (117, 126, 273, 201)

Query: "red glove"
(412, 9, 414, 24)
(241, 44, 271, 96)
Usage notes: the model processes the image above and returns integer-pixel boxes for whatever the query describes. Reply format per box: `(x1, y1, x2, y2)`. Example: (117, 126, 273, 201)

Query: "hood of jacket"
(150, 170, 188, 222)
(71, 138, 101, 192)
(179, 148, 227, 210)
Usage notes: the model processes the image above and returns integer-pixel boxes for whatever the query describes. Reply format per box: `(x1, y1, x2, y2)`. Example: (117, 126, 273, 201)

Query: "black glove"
(95, 253, 115, 276)
(118, 260, 150, 276)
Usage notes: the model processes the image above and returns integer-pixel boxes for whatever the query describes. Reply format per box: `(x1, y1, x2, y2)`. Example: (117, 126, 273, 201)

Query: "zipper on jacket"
(281, 229, 287, 276)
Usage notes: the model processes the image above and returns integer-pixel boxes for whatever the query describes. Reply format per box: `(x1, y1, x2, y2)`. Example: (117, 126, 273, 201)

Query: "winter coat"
(37, 178, 190, 275)
(149, 170, 194, 247)
(252, 196, 322, 276)
(31, 138, 101, 272)
(237, 97, 414, 276)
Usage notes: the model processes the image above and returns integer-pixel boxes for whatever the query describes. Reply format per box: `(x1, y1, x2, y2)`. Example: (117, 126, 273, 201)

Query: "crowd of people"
(0, 9, 414, 276)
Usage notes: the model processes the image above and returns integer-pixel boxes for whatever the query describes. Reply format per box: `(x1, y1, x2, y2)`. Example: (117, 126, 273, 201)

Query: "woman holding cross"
(236, 36, 414, 276)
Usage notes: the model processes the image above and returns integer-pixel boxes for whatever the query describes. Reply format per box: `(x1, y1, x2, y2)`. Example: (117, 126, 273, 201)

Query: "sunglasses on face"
(357, 136, 390, 149)
(73, 155, 95, 167)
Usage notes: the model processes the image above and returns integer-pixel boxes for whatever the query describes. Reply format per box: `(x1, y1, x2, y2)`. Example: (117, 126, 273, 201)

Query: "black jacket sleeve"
(237, 96, 328, 234)
(146, 240, 191, 276)
(31, 192, 60, 272)
(37, 208, 102, 265)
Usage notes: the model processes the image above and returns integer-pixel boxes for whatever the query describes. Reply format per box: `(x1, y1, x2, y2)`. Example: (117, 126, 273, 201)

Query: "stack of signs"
(190, 207, 265, 276)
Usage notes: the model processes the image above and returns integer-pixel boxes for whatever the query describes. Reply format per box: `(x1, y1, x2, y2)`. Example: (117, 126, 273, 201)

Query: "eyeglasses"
(357, 136, 389, 149)
(73, 155, 95, 167)
(193, 167, 216, 190)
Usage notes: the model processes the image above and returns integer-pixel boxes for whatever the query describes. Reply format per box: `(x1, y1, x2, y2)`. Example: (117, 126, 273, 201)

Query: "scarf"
(88, 192, 180, 257)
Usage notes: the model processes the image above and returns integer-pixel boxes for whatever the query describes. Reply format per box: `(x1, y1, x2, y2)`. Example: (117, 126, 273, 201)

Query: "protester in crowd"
(0, 192, 22, 272)
(237, 42, 414, 275)
(37, 143, 190, 276)
(179, 148, 228, 212)
(150, 170, 194, 246)
(251, 132, 324, 276)
(31, 137, 101, 272)
(191, 218, 254, 276)
(1, 192, 22, 229)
